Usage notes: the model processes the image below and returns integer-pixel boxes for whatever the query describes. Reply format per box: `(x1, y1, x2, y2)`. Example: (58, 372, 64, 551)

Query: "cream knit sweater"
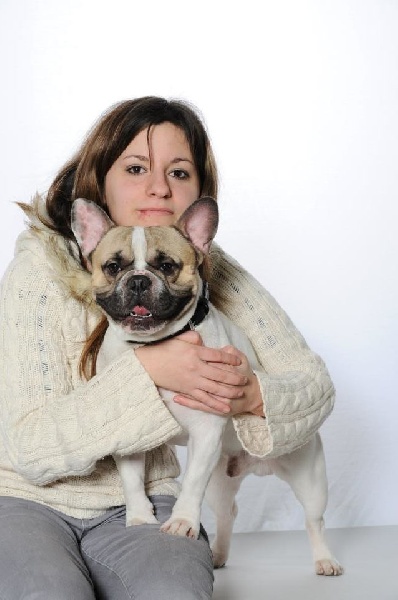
(0, 214, 335, 518)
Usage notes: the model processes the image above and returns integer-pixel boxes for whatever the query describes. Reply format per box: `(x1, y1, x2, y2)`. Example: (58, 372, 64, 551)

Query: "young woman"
(0, 97, 335, 599)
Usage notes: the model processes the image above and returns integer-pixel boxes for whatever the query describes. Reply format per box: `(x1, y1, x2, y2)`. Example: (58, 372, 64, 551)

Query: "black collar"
(127, 283, 209, 345)
(176, 282, 209, 335)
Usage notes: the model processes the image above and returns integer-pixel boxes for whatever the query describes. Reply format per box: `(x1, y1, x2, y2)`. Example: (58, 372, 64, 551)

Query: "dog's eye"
(104, 262, 121, 276)
(159, 261, 176, 275)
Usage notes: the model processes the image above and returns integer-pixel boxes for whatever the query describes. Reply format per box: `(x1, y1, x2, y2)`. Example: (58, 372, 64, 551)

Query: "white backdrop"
(0, 0, 397, 534)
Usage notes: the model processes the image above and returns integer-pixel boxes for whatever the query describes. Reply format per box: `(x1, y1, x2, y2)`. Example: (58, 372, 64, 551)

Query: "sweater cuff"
(231, 413, 272, 458)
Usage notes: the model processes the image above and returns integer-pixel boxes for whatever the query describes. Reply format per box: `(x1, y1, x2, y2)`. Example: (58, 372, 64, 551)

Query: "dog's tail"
(79, 316, 108, 380)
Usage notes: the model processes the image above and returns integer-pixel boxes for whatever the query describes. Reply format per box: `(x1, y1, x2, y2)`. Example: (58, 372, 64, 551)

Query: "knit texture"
(0, 211, 335, 518)
(209, 244, 334, 456)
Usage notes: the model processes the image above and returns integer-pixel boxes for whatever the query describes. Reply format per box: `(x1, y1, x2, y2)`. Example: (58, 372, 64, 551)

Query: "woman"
(0, 97, 335, 599)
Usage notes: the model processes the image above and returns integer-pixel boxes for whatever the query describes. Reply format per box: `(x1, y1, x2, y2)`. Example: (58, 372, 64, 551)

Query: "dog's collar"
(127, 282, 210, 345)
(178, 282, 210, 335)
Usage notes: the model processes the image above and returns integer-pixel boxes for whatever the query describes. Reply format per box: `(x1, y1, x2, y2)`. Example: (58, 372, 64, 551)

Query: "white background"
(0, 0, 397, 533)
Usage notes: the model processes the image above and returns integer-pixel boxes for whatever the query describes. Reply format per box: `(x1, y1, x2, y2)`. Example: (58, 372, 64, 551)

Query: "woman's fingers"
(174, 389, 262, 417)
(192, 372, 245, 399)
(199, 362, 247, 387)
(175, 330, 204, 346)
(172, 332, 243, 368)
(197, 345, 242, 366)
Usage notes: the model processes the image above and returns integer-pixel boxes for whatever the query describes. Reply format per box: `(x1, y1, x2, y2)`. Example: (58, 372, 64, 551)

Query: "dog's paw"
(160, 518, 199, 539)
(315, 558, 344, 576)
(211, 550, 228, 569)
(126, 514, 159, 527)
(125, 503, 159, 527)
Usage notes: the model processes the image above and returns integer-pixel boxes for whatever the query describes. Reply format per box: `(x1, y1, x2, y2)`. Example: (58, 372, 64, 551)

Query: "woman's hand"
(175, 343, 264, 417)
(135, 331, 264, 417)
(231, 351, 264, 416)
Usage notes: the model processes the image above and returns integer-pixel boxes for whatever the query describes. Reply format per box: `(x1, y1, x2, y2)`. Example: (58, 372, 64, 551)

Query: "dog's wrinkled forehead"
(91, 225, 198, 274)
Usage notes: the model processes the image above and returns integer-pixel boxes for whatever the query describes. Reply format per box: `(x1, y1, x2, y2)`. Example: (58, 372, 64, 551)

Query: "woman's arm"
(208, 243, 335, 458)
(0, 253, 182, 486)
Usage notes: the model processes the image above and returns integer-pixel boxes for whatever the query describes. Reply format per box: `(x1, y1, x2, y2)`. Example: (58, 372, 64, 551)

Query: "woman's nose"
(146, 170, 171, 198)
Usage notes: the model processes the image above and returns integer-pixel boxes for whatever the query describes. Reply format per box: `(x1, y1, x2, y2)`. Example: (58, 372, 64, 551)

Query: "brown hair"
(44, 96, 218, 240)
(79, 317, 108, 380)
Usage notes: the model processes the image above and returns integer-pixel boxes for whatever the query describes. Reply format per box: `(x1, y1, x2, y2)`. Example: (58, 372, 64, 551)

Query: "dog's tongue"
(133, 305, 151, 316)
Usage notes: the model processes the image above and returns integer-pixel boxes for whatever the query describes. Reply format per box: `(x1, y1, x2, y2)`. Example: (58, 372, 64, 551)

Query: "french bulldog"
(71, 197, 343, 576)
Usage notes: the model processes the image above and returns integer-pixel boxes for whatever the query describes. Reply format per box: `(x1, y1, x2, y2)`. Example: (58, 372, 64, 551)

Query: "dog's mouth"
(97, 291, 196, 337)
(130, 305, 153, 319)
(119, 304, 158, 333)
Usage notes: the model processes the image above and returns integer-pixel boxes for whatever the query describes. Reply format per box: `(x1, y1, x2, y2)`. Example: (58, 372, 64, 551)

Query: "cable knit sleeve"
(209, 244, 335, 458)
(0, 245, 181, 486)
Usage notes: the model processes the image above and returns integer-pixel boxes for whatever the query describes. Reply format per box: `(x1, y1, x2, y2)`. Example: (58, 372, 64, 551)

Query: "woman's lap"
(0, 496, 213, 600)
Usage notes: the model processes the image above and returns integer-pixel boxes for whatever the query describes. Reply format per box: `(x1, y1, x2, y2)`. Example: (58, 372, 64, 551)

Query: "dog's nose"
(129, 275, 151, 293)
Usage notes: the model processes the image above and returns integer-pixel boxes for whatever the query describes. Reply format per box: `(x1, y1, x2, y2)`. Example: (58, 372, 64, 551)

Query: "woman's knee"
(82, 503, 214, 600)
(0, 497, 95, 599)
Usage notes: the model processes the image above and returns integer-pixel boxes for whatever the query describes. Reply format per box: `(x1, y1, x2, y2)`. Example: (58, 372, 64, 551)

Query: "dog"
(71, 196, 343, 576)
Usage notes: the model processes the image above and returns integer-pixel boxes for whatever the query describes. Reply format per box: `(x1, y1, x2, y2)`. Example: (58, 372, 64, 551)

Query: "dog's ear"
(71, 198, 114, 268)
(176, 197, 218, 254)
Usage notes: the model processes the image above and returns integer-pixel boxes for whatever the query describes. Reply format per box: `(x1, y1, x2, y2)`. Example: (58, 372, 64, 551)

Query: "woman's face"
(104, 122, 200, 227)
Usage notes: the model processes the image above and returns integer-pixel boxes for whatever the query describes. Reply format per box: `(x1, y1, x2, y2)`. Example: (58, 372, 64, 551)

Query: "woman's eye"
(170, 169, 189, 180)
(104, 262, 121, 276)
(127, 165, 146, 175)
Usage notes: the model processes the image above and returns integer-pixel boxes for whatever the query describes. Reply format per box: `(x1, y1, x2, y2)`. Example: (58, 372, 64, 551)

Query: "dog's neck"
(175, 281, 210, 334)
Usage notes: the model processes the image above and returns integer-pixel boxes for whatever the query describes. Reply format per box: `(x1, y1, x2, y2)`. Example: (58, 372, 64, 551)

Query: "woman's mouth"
(135, 209, 175, 226)
(137, 209, 174, 217)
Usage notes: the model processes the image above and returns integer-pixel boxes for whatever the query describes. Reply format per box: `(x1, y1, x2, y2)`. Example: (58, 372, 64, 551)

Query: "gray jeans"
(0, 496, 214, 599)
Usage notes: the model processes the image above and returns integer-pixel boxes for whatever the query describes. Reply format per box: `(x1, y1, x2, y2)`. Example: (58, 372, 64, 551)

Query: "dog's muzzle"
(95, 269, 194, 334)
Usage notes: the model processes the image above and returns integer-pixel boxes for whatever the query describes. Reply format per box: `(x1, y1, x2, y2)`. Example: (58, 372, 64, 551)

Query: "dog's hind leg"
(205, 455, 243, 568)
(271, 433, 343, 576)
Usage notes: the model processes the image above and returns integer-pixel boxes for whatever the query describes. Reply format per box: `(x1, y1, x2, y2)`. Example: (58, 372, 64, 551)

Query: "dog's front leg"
(161, 422, 225, 539)
(114, 453, 159, 526)
(98, 338, 158, 527)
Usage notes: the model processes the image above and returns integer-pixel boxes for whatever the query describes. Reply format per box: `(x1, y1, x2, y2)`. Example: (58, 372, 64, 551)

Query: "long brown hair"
(44, 96, 219, 240)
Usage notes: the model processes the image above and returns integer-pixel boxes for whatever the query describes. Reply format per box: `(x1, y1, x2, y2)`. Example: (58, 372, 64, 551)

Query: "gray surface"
(212, 525, 398, 599)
